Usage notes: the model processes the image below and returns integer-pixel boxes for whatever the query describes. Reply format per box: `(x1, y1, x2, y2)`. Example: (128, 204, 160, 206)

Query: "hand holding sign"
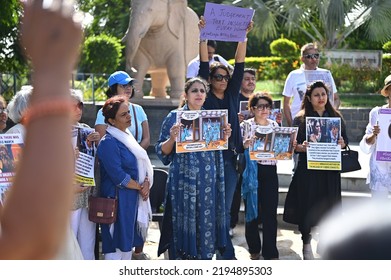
(200, 2, 254, 42)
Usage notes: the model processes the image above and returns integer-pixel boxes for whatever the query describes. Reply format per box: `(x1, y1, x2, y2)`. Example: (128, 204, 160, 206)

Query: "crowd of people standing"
(2, 1, 389, 261)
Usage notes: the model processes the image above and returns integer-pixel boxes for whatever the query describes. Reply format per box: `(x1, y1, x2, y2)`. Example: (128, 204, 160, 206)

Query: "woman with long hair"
(283, 80, 348, 260)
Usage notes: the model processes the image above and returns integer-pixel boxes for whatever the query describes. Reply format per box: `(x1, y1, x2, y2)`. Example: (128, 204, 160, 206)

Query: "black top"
(199, 61, 245, 156)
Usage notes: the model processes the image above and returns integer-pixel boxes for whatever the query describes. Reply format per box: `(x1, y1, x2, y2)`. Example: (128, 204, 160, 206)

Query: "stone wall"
(81, 101, 371, 146)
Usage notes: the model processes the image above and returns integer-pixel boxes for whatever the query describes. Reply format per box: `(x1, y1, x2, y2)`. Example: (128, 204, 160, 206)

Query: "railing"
(1, 72, 111, 104)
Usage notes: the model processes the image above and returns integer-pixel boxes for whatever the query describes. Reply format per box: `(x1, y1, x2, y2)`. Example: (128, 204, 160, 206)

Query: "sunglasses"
(303, 53, 320, 59)
(119, 83, 133, 88)
(212, 74, 230, 82)
(253, 104, 271, 111)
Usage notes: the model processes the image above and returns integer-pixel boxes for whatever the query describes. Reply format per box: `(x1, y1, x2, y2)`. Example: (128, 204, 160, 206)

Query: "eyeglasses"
(119, 83, 133, 88)
(253, 104, 271, 111)
(212, 74, 230, 82)
(0, 108, 9, 115)
(303, 53, 320, 59)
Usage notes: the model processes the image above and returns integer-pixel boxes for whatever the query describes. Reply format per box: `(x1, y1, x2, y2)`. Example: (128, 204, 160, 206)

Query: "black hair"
(102, 95, 128, 125)
(244, 68, 256, 76)
(207, 40, 217, 49)
(248, 92, 273, 109)
(105, 82, 135, 99)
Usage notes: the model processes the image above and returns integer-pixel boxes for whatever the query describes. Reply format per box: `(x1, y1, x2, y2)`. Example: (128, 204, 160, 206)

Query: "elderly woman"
(97, 95, 153, 260)
(360, 74, 391, 199)
(7, 86, 32, 137)
(155, 77, 231, 260)
(70, 89, 100, 260)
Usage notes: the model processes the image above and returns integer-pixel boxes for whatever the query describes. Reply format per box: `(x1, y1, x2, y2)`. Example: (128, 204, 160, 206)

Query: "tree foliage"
(270, 37, 298, 57)
(0, 0, 26, 73)
(78, 0, 130, 39)
(79, 34, 123, 74)
(228, 0, 391, 49)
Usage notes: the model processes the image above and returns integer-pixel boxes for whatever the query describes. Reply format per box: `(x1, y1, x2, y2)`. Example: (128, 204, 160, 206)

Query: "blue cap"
(108, 71, 134, 87)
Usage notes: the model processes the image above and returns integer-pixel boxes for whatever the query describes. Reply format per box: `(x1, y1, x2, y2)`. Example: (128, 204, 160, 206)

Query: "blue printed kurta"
(97, 132, 139, 254)
(155, 105, 227, 259)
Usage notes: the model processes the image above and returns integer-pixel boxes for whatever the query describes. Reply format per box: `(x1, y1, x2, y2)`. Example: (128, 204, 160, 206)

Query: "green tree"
(188, 0, 225, 16)
(0, 0, 26, 73)
(80, 34, 123, 74)
(78, 0, 130, 39)
(228, 0, 391, 49)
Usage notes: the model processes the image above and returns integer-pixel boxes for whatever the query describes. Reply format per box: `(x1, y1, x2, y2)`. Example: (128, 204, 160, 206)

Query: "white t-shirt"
(186, 54, 232, 79)
(282, 66, 337, 119)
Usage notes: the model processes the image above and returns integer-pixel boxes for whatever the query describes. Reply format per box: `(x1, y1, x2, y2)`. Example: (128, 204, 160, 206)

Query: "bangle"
(199, 39, 207, 43)
(21, 99, 73, 127)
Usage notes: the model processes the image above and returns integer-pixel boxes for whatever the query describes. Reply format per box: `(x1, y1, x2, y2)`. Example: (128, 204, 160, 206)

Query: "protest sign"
(200, 2, 254, 42)
(306, 117, 342, 170)
(375, 108, 391, 162)
(176, 109, 228, 153)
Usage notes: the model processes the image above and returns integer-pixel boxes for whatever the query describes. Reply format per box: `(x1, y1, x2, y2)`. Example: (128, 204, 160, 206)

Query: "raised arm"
(235, 21, 253, 63)
(0, 0, 83, 259)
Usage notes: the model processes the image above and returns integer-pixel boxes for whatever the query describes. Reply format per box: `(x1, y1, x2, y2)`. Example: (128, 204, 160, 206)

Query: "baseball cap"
(108, 71, 134, 87)
(380, 74, 391, 97)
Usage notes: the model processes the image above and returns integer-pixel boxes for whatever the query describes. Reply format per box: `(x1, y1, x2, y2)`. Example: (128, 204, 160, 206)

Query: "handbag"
(341, 145, 361, 173)
(88, 190, 118, 224)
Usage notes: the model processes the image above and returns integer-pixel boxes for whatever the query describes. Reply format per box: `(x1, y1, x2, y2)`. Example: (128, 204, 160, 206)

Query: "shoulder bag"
(341, 145, 361, 173)
(88, 188, 118, 224)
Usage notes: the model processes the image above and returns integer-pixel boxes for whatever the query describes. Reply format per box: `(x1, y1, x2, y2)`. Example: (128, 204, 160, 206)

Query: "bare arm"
(0, 0, 82, 259)
(283, 96, 293, 127)
(161, 123, 180, 155)
(139, 120, 150, 150)
(333, 92, 341, 109)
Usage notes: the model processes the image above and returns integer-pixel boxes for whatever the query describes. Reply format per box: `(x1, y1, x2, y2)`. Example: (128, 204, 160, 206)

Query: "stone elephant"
(123, 0, 199, 99)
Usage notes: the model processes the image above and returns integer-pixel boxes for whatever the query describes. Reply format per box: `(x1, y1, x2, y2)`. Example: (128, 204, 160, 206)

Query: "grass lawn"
(256, 80, 386, 108)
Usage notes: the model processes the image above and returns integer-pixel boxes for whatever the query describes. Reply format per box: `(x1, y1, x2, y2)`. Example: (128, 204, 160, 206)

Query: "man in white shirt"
(186, 40, 233, 79)
(282, 43, 340, 127)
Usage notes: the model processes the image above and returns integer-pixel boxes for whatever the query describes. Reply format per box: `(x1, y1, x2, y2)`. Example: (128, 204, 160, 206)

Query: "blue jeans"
(218, 152, 238, 259)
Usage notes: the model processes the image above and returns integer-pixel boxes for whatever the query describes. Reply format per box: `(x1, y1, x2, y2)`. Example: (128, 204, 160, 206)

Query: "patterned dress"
(155, 105, 227, 260)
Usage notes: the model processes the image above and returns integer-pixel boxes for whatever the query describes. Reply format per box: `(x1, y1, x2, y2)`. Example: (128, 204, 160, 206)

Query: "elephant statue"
(123, 0, 199, 99)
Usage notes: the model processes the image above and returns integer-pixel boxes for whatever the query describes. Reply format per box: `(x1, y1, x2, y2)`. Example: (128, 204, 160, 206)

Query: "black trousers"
(245, 164, 279, 259)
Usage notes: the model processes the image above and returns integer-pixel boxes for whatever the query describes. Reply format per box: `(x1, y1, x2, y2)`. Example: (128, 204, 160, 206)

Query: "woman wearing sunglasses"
(241, 92, 281, 260)
(198, 16, 253, 260)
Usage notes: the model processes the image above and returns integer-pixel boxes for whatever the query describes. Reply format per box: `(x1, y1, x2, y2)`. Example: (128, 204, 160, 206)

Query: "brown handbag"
(88, 191, 118, 224)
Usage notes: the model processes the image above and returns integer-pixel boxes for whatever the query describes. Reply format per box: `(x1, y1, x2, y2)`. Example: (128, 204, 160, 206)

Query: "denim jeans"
(218, 152, 238, 259)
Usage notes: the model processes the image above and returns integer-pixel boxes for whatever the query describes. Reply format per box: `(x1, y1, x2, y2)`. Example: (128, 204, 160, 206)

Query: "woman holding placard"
(155, 77, 232, 260)
(283, 80, 348, 260)
(241, 92, 280, 260)
(359, 74, 391, 199)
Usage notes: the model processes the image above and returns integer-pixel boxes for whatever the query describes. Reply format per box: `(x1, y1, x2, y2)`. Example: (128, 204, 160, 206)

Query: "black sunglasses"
(253, 104, 271, 111)
(303, 53, 320, 59)
(213, 74, 230, 82)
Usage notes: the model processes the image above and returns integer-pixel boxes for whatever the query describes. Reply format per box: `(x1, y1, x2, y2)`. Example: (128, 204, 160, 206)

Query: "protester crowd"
(1, 0, 390, 261)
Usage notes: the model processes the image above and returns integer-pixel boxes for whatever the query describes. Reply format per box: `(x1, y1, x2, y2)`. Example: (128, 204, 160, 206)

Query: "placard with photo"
(176, 109, 228, 153)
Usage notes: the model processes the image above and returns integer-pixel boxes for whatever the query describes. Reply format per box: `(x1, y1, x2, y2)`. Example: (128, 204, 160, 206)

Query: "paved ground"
(143, 221, 321, 260)
(142, 143, 369, 260)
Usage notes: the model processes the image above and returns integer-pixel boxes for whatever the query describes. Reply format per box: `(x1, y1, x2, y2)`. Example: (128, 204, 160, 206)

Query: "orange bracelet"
(21, 100, 73, 126)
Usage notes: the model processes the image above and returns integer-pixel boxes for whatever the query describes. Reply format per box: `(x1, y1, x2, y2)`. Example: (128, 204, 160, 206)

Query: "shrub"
(269, 37, 299, 57)
(79, 34, 123, 74)
(383, 41, 391, 53)
(228, 56, 298, 80)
